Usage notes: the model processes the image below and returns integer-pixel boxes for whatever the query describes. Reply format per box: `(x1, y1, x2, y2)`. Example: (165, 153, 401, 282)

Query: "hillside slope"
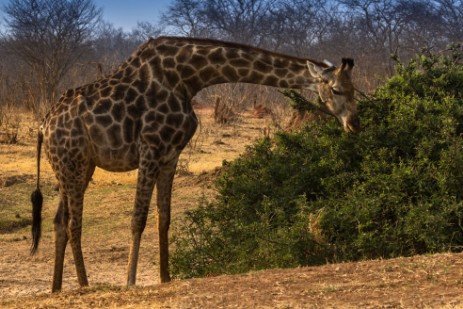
(1, 252, 463, 308)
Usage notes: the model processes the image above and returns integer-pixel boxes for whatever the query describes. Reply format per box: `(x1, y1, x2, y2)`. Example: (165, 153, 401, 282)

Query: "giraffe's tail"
(30, 129, 44, 255)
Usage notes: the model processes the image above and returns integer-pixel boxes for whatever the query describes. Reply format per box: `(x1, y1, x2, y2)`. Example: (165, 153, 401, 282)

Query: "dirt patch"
(0, 174, 33, 188)
(0, 216, 31, 234)
(177, 167, 223, 189)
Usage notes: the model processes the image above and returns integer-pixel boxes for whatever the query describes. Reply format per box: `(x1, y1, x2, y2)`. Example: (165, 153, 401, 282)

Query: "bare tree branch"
(2, 0, 102, 106)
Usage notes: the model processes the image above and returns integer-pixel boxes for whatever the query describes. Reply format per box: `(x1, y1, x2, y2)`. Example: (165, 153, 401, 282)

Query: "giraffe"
(30, 36, 360, 292)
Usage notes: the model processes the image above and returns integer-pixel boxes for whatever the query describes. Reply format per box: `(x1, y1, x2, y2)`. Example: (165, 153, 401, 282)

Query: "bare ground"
(1, 108, 463, 308)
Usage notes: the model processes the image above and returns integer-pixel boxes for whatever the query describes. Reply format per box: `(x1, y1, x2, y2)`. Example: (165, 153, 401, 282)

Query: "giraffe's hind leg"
(52, 163, 95, 292)
(52, 197, 69, 292)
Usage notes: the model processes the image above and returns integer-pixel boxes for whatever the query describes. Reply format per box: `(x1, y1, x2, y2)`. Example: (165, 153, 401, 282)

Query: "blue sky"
(97, 0, 172, 30)
(0, 0, 173, 31)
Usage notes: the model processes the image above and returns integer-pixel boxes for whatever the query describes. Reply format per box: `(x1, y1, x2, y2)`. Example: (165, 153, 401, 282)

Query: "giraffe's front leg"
(156, 159, 178, 283)
(127, 160, 159, 286)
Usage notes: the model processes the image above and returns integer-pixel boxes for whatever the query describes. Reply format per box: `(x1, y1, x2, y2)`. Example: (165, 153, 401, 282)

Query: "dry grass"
(1, 107, 463, 308)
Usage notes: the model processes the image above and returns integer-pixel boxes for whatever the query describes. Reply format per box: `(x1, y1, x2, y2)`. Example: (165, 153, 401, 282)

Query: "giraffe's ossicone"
(30, 36, 360, 292)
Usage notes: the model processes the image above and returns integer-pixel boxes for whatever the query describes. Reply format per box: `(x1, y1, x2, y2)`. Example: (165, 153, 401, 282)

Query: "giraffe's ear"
(307, 60, 323, 78)
(307, 60, 337, 83)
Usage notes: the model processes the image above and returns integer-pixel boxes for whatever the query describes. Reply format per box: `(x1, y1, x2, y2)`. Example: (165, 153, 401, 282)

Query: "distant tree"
(436, 0, 463, 43)
(91, 22, 135, 75)
(131, 21, 164, 41)
(161, 0, 210, 37)
(92, 21, 164, 76)
(338, 0, 407, 73)
(162, 0, 278, 45)
(201, 0, 277, 45)
(269, 0, 330, 55)
(2, 0, 102, 107)
(395, 1, 443, 53)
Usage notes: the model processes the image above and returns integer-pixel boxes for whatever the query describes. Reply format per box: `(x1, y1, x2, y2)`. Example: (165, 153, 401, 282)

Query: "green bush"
(171, 45, 463, 279)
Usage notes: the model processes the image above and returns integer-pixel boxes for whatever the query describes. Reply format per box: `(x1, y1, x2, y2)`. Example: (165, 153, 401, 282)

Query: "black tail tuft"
(30, 189, 43, 255)
(30, 129, 44, 256)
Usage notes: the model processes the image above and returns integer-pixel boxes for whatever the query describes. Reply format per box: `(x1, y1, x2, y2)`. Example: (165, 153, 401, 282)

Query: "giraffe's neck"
(129, 37, 322, 99)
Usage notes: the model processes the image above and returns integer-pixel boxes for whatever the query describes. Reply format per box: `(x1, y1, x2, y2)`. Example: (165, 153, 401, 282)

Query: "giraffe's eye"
(331, 88, 343, 96)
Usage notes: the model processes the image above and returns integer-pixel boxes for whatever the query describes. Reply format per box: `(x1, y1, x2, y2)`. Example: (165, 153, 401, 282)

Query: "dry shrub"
(285, 110, 327, 131)
(252, 104, 271, 118)
(0, 107, 20, 144)
(195, 83, 296, 131)
(213, 96, 239, 124)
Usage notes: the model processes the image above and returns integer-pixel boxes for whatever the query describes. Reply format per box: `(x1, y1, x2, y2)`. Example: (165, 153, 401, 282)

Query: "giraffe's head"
(307, 58, 360, 133)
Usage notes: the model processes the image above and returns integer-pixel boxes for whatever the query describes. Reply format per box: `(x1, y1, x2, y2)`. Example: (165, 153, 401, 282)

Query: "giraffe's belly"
(91, 145, 139, 172)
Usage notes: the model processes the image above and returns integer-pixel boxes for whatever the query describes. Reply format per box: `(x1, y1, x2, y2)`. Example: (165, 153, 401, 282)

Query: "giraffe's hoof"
(160, 275, 171, 283)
